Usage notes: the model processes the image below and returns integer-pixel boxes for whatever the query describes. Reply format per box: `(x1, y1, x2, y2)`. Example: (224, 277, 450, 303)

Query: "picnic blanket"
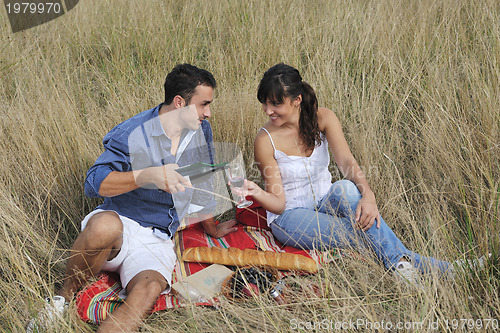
(75, 201, 348, 325)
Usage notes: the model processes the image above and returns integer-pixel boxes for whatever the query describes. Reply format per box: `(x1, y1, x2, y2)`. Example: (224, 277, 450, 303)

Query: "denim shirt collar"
(149, 104, 200, 164)
(150, 104, 198, 153)
(150, 104, 165, 137)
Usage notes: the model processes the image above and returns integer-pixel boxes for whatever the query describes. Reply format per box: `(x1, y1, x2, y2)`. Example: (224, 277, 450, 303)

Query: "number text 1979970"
(444, 318, 498, 330)
(6, 2, 62, 14)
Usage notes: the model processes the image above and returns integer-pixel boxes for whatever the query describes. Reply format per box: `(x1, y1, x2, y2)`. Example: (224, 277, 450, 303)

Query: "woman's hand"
(354, 192, 381, 231)
(230, 178, 286, 215)
(243, 179, 263, 197)
(229, 179, 263, 199)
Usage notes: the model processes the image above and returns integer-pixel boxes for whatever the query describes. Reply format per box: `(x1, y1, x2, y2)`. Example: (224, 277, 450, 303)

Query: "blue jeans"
(271, 180, 451, 274)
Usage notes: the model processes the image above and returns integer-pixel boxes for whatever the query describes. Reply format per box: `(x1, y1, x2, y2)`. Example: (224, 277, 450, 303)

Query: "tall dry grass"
(1, 0, 499, 331)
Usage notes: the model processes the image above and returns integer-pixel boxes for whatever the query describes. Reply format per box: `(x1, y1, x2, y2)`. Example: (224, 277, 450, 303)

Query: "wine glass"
(225, 164, 253, 209)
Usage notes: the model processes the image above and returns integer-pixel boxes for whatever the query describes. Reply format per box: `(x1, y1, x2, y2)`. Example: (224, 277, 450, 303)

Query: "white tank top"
(260, 128, 332, 226)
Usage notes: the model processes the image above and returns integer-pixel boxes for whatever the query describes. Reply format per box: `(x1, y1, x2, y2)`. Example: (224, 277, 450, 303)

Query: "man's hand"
(213, 219, 238, 238)
(200, 216, 238, 239)
(135, 164, 192, 193)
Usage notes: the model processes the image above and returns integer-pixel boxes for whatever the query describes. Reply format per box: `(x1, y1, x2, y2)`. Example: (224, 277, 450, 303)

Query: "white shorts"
(81, 209, 176, 298)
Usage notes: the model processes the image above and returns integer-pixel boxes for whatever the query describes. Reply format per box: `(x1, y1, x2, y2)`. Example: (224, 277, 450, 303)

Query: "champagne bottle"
(269, 279, 287, 305)
(176, 162, 228, 184)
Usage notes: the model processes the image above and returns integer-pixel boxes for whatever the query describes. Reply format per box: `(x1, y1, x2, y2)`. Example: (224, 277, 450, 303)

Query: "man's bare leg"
(58, 211, 123, 300)
(97, 270, 167, 333)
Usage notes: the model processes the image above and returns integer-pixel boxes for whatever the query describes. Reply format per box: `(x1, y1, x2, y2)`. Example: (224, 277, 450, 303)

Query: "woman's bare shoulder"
(255, 124, 269, 139)
(254, 126, 277, 164)
(255, 124, 273, 148)
(318, 107, 339, 131)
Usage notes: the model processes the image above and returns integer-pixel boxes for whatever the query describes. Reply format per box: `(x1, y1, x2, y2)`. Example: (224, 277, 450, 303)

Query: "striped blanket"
(75, 204, 347, 324)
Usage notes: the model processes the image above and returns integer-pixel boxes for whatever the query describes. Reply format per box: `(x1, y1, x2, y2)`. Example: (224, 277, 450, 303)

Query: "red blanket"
(75, 203, 347, 324)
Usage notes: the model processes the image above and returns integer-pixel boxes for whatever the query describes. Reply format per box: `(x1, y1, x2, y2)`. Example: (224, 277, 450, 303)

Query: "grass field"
(1, 0, 499, 331)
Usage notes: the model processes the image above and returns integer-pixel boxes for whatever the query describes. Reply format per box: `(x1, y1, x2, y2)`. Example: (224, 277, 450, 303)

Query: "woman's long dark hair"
(257, 63, 321, 150)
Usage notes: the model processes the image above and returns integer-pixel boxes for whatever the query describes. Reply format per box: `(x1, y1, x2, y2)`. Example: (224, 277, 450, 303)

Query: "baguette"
(182, 247, 318, 274)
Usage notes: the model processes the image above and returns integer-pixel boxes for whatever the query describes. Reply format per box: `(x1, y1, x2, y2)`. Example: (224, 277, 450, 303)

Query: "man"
(28, 64, 237, 332)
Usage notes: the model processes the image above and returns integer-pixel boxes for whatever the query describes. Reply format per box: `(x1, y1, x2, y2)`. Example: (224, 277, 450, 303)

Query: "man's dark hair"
(164, 64, 216, 105)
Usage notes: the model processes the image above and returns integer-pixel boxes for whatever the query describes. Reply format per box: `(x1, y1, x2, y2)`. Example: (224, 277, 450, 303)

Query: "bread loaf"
(182, 247, 318, 274)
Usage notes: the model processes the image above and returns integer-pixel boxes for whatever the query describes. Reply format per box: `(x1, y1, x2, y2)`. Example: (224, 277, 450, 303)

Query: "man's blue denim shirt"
(84, 104, 216, 239)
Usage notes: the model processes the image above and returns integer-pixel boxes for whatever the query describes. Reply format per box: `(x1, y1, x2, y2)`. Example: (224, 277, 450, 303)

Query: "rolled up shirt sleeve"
(84, 128, 132, 198)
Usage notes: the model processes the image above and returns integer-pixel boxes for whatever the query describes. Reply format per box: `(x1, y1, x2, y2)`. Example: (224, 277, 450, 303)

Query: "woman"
(242, 63, 453, 284)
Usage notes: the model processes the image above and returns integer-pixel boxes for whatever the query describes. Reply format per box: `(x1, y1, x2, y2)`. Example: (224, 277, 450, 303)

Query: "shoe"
(453, 253, 492, 273)
(394, 261, 422, 288)
(26, 296, 68, 333)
